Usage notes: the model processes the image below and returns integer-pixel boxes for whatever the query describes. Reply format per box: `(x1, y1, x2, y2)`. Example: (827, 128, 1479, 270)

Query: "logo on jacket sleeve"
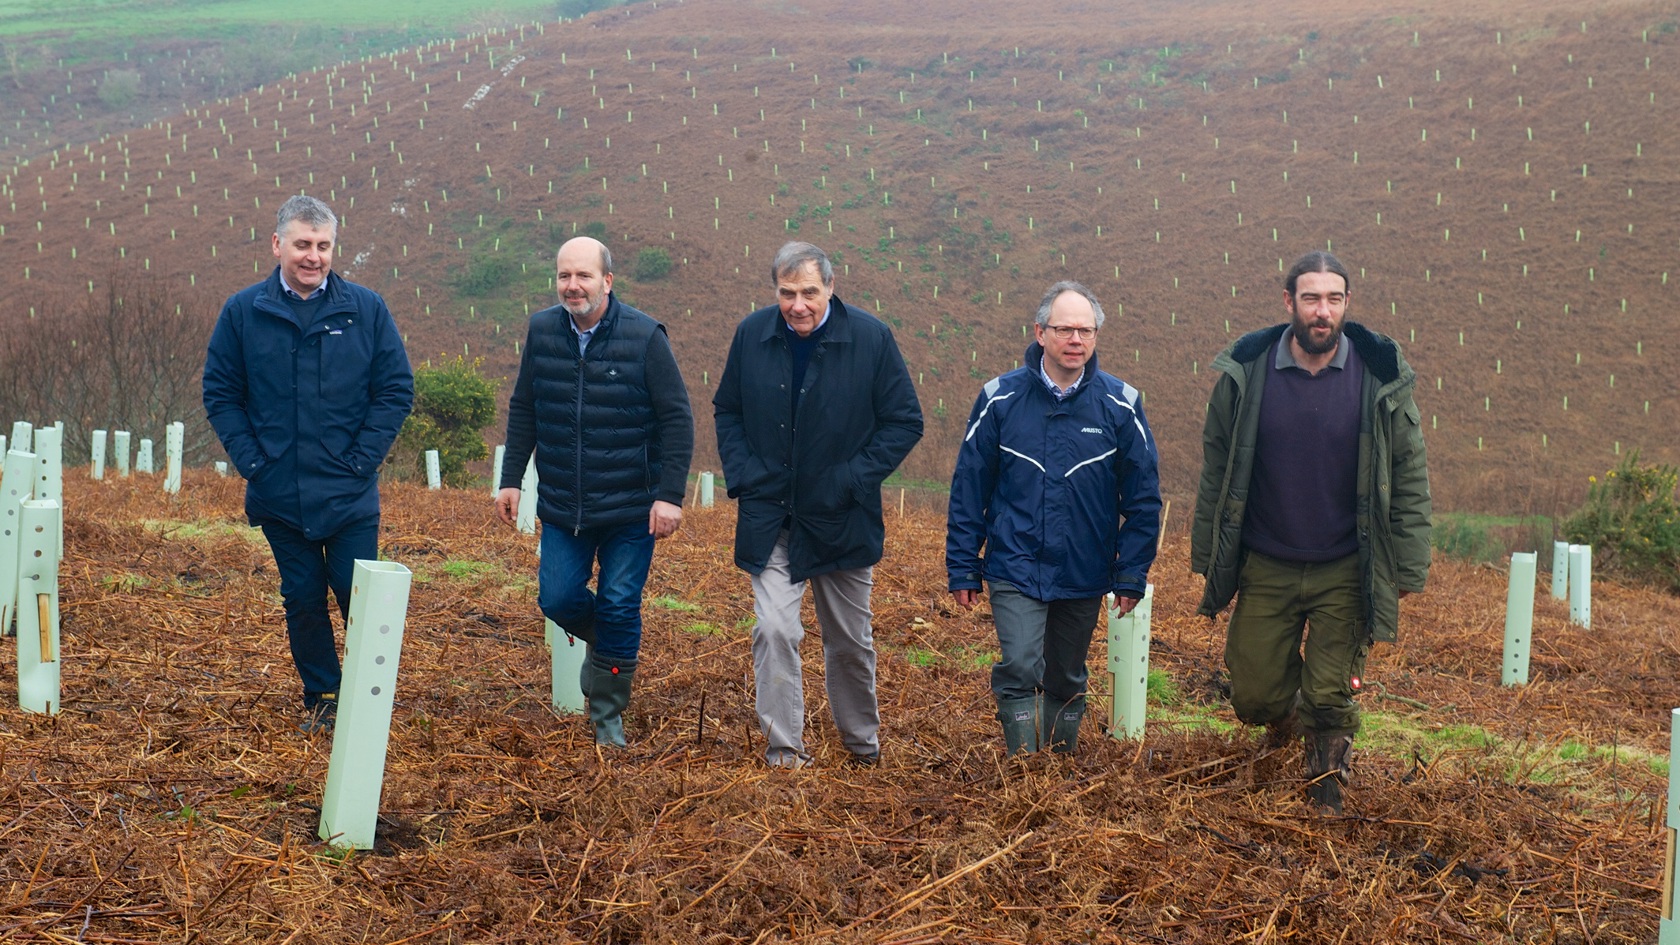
(1081, 426, 1103, 434)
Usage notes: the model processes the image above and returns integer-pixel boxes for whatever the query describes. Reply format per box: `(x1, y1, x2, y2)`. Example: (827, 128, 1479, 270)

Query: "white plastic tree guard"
(1664, 706, 1680, 944)
(549, 620, 586, 714)
(215, 462, 228, 477)
(9, 422, 31, 455)
(700, 471, 715, 508)
(0, 434, 6, 455)
(516, 454, 539, 535)
(1551, 541, 1569, 600)
(90, 429, 107, 480)
(319, 559, 413, 850)
(113, 431, 131, 477)
(491, 444, 506, 496)
(425, 449, 442, 489)
(164, 421, 184, 494)
(16, 499, 62, 715)
(1568, 544, 1592, 628)
(136, 438, 154, 474)
(1, 449, 36, 637)
(1107, 584, 1155, 741)
(1502, 552, 1536, 687)
(32, 425, 63, 559)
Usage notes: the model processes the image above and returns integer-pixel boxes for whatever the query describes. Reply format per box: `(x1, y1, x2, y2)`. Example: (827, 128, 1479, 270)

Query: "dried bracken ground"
(0, 471, 1673, 943)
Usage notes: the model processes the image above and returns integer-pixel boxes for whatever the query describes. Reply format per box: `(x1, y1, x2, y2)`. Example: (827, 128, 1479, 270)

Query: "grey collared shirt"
(1274, 331, 1350, 375)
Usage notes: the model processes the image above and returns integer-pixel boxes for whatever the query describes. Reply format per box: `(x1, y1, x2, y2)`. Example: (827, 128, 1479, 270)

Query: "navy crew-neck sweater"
(1243, 336, 1364, 563)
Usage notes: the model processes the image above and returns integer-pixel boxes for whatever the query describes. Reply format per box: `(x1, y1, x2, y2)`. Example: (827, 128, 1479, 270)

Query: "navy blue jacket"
(499, 292, 694, 531)
(713, 295, 923, 581)
(204, 268, 414, 539)
(946, 344, 1162, 601)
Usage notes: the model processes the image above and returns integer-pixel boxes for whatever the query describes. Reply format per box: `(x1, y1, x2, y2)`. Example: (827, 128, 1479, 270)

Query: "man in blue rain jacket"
(948, 280, 1161, 756)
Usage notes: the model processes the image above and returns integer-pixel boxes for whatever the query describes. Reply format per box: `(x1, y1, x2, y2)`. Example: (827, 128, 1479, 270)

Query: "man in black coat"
(496, 237, 694, 748)
(713, 241, 923, 767)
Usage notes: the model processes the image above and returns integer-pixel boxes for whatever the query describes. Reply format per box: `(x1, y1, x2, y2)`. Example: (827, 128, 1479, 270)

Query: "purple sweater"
(1243, 334, 1364, 563)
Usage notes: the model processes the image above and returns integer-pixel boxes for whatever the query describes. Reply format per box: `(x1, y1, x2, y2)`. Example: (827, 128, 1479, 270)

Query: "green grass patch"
(140, 519, 264, 542)
(903, 647, 940, 668)
(0, 0, 627, 41)
(649, 595, 702, 613)
(1432, 511, 1553, 564)
(98, 572, 151, 592)
(1145, 668, 1181, 706)
(438, 559, 496, 579)
(681, 621, 724, 637)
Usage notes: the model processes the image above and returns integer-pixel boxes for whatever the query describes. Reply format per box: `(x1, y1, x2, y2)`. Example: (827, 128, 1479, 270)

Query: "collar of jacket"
(1223, 321, 1403, 384)
(568, 291, 624, 355)
(755, 293, 857, 344)
(254, 266, 353, 328)
(1021, 340, 1102, 399)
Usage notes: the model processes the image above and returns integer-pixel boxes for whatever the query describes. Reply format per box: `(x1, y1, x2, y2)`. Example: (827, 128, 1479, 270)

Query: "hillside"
(3, 0, 1679, 514)
(0, 471, 1672, 942)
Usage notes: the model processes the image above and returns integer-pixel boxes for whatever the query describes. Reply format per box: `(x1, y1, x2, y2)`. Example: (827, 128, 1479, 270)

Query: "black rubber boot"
(1046, 696, 1086, 754)
(586, 655, 636, 749)
(996, 696, 1041, 756)
(1304, 729, 1355, 815)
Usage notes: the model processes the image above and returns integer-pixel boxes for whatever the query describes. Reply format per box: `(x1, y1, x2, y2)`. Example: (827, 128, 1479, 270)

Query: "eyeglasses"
(1044, 325, 1097, 340)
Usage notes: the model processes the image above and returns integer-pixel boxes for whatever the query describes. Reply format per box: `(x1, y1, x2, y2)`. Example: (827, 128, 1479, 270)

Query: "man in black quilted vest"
(496, 237, 694, 748)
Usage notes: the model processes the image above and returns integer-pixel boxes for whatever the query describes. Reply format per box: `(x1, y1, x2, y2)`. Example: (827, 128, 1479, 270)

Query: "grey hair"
(770, 241, 834, 287)
(598, 244, 614, 274)
(275, 194, 338, 239)
(1033, 280, 1106, 329)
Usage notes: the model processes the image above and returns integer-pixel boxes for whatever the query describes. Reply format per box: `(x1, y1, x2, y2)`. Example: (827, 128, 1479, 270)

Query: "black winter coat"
(713, 295, 923, 581)
(501, 293, 694, 532)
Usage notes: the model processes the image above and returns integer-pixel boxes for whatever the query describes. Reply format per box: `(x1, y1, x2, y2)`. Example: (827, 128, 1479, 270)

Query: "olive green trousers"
(1224, 550, 1371, 734)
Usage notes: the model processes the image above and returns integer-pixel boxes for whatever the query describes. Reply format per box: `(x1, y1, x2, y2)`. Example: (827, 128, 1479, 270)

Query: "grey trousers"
(749, 534, 880, 764)
(988, 581, 1103, 707)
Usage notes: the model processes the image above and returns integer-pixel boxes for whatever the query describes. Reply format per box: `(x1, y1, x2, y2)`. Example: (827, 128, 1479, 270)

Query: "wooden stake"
(37, 594, 52, 662)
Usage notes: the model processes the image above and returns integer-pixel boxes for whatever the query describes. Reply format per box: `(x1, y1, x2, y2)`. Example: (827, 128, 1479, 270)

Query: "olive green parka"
(1190, 322, 1432, 642)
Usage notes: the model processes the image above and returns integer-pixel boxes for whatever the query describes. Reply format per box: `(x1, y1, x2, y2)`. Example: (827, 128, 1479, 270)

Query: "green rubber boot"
(1046, 697, 1086, 754)
(586, 655, 636, 749)
(996, 696, 1041, 756)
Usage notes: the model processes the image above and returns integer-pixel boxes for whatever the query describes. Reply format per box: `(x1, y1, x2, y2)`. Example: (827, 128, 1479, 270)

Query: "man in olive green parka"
(1191, 250, 1431, 814)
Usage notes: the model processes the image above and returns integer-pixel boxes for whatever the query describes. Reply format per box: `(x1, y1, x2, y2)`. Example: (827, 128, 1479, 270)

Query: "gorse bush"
(393, 356, 498, 487)
(1561, 452, 1680, 592)
(633, 246, 672, 281)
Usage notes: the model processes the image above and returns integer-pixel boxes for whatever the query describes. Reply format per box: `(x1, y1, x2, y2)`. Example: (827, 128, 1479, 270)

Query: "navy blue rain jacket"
(203, 268, 414, 539)
(946, 344, 1162, 601)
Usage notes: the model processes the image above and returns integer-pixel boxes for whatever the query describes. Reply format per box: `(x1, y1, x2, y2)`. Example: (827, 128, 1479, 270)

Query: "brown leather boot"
(1303, 729, 1354, 815)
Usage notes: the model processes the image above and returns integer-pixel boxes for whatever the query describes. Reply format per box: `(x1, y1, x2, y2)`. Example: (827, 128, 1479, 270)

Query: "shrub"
(393, 356, 498, 487)
(450, 252, 515, 297)
(97, 70, 141, 109)
(633, 246, 672, 281)
(1560, 452, 1680, 592)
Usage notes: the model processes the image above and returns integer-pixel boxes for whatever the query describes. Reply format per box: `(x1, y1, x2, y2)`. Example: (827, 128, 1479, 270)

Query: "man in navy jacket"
(947, 281, 1160, 755)
(495, 236, 693, 749)
(714, 241, 923, 767)
(204, 194, 414, 733)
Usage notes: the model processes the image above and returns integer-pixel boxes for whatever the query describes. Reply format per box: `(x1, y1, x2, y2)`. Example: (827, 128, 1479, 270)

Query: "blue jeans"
(260, 515, 380, 705)
(538, 520, 656, 663)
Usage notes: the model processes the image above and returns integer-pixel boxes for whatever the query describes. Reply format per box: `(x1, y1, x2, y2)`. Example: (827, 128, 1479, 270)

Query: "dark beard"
(1291, 316, 1342, 356)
